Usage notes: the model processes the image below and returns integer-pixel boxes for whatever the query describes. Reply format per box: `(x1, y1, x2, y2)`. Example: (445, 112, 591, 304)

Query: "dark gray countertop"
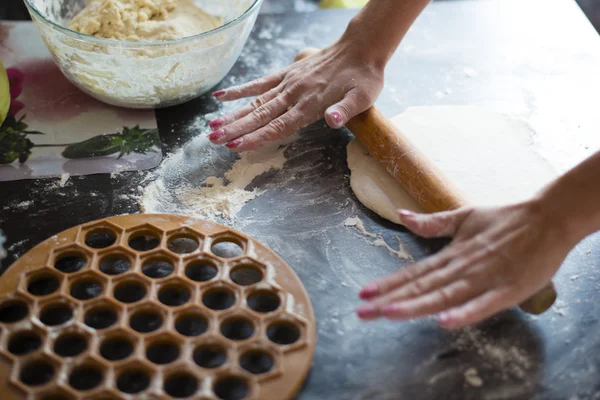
(2, 1, 600, 399)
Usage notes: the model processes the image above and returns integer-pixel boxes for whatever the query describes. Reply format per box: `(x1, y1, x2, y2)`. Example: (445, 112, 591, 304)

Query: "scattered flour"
(344, 216, 412, 260)
(140, 134, 290, 221)
(7, 239, 29, 252)
(453, 328, 533, 381)
(3, 200, 33, 211)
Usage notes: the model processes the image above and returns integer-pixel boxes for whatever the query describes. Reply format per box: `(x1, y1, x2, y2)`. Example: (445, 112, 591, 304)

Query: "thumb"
(324, 90, 372, 129)
(397, 208, 472, 238)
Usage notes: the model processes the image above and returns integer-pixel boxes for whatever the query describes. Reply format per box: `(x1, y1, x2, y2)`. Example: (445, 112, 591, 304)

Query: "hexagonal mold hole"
(27, 271, 61, 297)
(220, 317, 254, 341)
(239, 349, 274, 375)
(129, 308, 163, 333)
(84, 228, 117, 249)
(158, 284, 191, 307)
(167, 234, 199, 254)
(213, 375, 250, 400)
(202, 287, 235, 311)
(113, 279, 147, 304)
(68, 363, 104, 391)
(54, 332, 88, 358)
(70, 276, 104, 301)
(19, 358, 55, 387)
(174, 312, 209, 337)
(0, 299, 29, 323)
(211, 239, 244, 259)
(163, 372, 199, 398)
(141, 257, 174, 279)
(127, 230, 161, 252)
(146, 339, 180, 365)
(193, 343, 227, 369)
(54, 252, 87, 274)
(116, 367, 152, 394)
(7, 330, 43, 356)
(229, 265, 263, 286)
(246, 290, 281, 314)
(39, 302, 73, 327)
(185, 260, 218, 282)
(98, 253, 132, 276)
(267, 321, 300, 346)
(99, 334, 135, 362)
(84, 305, 119, 330)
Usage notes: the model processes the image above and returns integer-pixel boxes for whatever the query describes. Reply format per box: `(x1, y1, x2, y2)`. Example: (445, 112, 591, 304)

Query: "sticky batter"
(68, 0, 222, 41)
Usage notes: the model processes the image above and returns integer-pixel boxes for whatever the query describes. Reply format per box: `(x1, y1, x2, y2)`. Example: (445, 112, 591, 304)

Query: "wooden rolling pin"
(294, 48, 557, 315)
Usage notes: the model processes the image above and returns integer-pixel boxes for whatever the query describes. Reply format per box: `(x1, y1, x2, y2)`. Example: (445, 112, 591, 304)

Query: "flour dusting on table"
(140, 133, 290, 222)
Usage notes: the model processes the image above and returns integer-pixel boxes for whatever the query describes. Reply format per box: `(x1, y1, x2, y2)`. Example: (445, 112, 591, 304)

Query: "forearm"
(340, 0, 431, 68)
(537, 150, 600, 244)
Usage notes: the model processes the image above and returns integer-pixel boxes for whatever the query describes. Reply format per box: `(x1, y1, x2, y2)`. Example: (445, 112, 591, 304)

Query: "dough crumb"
(464, 367, 484, 387)
(344, 217, 377, 238)
(344, 216, 412, 260)
(59, 173, 70, 187)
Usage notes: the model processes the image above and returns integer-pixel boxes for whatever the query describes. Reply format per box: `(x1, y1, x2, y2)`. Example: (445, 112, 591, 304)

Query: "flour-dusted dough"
(69, 0, 222, 41)
(347, 106, 558, 225)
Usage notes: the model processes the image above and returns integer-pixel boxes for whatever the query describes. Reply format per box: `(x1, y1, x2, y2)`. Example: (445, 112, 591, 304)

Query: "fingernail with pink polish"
(212, 90, 226, 98)
(398, 209, 415, 219)
(208, 129, 224, 142)
(208, 118, 224, 130)
(226, 138, 242, 149)
(356, 304, 378, 319)
(437, 312, 451, 324)
(359, 283, 379, 299)
(331, 111, 342, 124)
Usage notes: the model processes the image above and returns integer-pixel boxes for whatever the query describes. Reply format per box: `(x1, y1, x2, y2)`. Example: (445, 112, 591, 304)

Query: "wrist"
(338, 17, 390, 70)
(340, 0, 430, 69)
(534, 181, 600, 247)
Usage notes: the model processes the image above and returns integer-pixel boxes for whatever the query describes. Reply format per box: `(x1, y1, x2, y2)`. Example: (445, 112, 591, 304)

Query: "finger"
(437, 288, 514, 330)
(397, 208, 473, 238)
(225, 106, 307, 152)
(358, 248, 454, 301)
(380, 278, 486, 320)
(324, 89, 372, 129)
(209, 95, 291, 145)
(209, 86, 283, 132)
(215, 72, 284, 101)
(362, 251, 477, 308)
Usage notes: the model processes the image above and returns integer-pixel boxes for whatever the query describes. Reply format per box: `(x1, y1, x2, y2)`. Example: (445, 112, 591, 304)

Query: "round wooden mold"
(0, 214, 316, 400)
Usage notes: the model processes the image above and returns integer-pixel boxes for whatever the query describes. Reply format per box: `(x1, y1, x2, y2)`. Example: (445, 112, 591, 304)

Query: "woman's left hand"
(356, 200, 574, 329)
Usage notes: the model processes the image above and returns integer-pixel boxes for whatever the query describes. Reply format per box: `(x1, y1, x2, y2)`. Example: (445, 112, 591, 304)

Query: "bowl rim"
(23, 0, 263, 47)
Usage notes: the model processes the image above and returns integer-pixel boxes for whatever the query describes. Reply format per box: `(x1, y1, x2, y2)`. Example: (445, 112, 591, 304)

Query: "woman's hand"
(356, 200, 576, 330)
(207, 39, 384, 152)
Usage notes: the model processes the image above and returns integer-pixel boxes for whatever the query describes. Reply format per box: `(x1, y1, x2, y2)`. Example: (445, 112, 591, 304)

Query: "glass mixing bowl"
(23, 0, 262, 108)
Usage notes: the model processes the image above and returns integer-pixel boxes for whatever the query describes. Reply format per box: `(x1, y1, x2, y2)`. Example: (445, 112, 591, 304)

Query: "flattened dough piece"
(347, 106, 558, 225)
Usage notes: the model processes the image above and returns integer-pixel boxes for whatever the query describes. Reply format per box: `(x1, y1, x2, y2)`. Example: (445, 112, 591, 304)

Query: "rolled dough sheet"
(347, 106, 558, 225)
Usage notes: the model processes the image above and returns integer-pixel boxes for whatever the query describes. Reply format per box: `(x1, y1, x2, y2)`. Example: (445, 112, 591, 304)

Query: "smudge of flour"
(140, 134, 290, 222)
(344, 216, 412, 260)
